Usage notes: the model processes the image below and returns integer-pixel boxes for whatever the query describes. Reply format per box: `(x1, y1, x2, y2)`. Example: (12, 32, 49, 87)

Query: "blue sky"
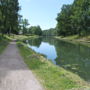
(19, 0, 74, 30)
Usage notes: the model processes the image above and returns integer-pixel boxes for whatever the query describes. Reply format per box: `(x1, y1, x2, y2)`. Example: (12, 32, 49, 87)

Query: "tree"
(28, 26, 42, 36)
(42, 28, 57, 36)
(0, 0, 20, 36)
(56, 5, 73, 36)
(20, 19, 29, 35)
(56, 0, 90, 37)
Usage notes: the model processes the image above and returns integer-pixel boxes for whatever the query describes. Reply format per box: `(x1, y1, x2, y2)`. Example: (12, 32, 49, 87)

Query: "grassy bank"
(6, 35, 39, 41)
(55, 35, 90, 47)
(17, 41, 90, 90)
(0, 36, 10, 54)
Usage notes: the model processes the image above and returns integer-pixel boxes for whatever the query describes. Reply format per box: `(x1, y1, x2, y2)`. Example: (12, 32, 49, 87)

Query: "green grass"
(0, 36, 10, 54)
(17, 42, 90, 90)
(55, 35, 90, 47)
(55, 35, 90, 41)
(6, 35, 39, 41)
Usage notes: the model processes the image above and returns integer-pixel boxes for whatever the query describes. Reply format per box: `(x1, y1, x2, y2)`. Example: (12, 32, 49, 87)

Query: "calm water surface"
(26, 37, 90, 82)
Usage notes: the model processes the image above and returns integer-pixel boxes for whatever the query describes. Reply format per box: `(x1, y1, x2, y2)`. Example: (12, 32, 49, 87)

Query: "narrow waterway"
(26, 37, 90, 82)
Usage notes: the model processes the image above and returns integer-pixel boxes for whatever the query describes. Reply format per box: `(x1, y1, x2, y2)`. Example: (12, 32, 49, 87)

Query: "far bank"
(55, 35, 90, 47)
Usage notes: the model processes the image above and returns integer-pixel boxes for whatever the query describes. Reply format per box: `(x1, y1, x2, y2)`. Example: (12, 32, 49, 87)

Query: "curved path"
(0, 42, 44, 90)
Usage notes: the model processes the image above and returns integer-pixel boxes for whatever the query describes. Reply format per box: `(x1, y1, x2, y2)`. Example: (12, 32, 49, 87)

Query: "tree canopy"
(42, 28, 57, 36)
(0, 0, 20, 36)
(56, 0, 90, 36)
(28, 26, 42, 36)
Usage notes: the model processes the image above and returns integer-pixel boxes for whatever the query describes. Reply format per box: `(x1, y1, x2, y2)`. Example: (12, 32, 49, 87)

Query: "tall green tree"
(56, 5, 73, 36)
(28, 26, 42, 36)
(0, 0, 20, 36)
(21, 19, 29, 35)
(56, 0, 90, 37)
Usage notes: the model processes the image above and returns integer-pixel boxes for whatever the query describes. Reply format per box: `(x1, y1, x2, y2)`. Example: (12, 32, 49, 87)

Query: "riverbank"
(0, 36, 10, 54)
(17, 41, 90, 90)
(55, 35, 90, 47)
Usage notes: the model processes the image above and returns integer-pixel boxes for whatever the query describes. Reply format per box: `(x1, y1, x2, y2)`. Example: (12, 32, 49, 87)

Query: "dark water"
(26, 37, 90, 82)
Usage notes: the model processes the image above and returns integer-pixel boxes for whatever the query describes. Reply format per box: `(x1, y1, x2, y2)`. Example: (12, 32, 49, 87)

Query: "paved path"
(0, 42, 44, 90)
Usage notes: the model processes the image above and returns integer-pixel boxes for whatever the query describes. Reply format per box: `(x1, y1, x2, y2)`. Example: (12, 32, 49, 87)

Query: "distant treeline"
(19, 19, 42, 36)
(0, 0, 20, 36)
(42, 28, 57, 36)
(56, 0, 90, 36)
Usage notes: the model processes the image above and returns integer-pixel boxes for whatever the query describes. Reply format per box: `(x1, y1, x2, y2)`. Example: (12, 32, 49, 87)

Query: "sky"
(19, 0, 74, 30)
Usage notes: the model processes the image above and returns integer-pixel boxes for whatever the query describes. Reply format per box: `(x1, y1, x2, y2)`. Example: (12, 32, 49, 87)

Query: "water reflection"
(28, 38, 42, 47)
(27, 37, 90, 82)
(28, 42, 57, 64)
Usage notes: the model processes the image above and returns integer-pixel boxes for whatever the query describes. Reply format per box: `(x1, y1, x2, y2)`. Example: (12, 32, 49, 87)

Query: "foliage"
(0, 0, 20, 36)
(28, 26, 42, 36)
(42, 28, 57, 36)
(56, 0, 90, 37)
(20, 19, 29, 35)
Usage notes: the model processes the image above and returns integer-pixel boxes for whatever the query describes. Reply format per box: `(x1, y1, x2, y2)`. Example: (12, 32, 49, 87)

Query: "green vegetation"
(28, 26, 42, 36)
(0, 0, 42, 37)
(19, 19, 30, 35)
(42, 28, 57, 36)
(8, 35, 39, 41)
(17, 41, 90, 90)
(19, 19, 42, 36)
(55, 35, 90, 47)
(0, 36, 10, 54)
(56, 0, 90, 37)
(41, 0, 90, 38)
(0, 0, 20, 36)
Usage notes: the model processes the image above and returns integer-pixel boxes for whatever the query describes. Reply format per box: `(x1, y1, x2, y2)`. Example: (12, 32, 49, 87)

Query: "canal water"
(26, 37, 90, 81)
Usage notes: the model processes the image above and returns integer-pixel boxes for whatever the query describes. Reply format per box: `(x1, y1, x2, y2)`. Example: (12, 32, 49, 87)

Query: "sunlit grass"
(7, 35, 39, 41)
